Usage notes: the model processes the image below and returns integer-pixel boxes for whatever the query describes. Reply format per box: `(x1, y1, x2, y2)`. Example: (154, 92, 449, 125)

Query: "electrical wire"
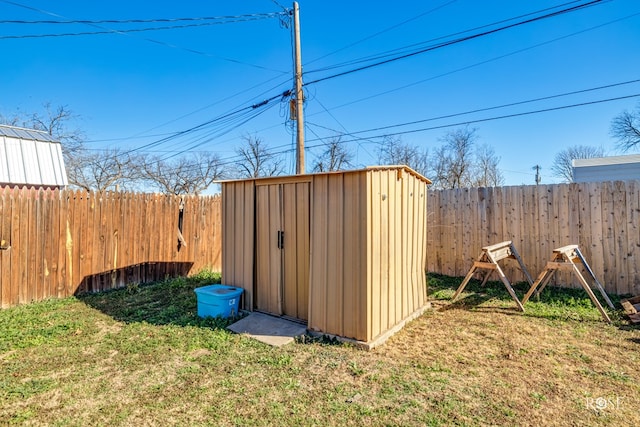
(304, 0, 605, 86)
(0, 12, 286, 25)
(306, 0, 459, 66)
(89, 75, 292, 146)
(306, 0, 590, 74)
(0, 0, 289, 72)
(122, 88, 291, 155)
(127, 91, 640, 174)
(312, 79, 640, 139)
(304, 93, 640, 145)
(0, 15, 287, 39)
(305, 10, 640, 119)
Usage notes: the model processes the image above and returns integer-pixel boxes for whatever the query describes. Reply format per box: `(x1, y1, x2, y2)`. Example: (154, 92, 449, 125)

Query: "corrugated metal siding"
(573, 154, 640, 183)
(221, 181, 255, 309)
(573, 163, 640, 183)
(308, 171, 368, 341)
(366, 169, 428, 342)
(0, 126, 68, 187)
(221, 166, 429, 344)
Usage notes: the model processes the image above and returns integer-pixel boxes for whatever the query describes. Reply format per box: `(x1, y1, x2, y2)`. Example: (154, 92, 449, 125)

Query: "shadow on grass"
(76, 271, 240, 330)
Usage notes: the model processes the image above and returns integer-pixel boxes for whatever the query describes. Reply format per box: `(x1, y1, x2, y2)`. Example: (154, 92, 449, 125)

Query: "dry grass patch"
(0, 271, 638, 426)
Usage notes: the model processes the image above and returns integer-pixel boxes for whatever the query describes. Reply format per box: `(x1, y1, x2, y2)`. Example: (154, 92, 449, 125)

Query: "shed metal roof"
(0, 125, 58, 142)
(217, 164, 432, 185)
(572, 154, 640, 167)
(0, 125, 68, 187)
(572, 154, 640, 183)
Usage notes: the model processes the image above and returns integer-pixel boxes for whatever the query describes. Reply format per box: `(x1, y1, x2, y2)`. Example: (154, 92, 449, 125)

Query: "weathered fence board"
(427, 181, 640, 296)
(0, 188, 222, 308)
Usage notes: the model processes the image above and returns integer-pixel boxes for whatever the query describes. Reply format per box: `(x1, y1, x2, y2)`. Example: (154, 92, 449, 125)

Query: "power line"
(89, 75, 292, 146)
(306, 0, 459, 66)
(307, 0, 590, 74)
(0, 0, 289, 72)
(304, 0, 605, 86)
(313, 79, 640, 139)
(123, 88, 291, 156)
(304, 10, 640, 118)
(304, 93, 640, 145)
(131, 91, 640, 173)
(158, 102, 280, 162)
(0, 12, 286, 26)
(0, 14, 287, 39)
(270, 0, 288, 12)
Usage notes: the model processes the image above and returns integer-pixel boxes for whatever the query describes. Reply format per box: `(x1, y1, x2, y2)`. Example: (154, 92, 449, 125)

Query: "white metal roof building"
(0, 125, 68, 189)
(572, 154, 640, 183)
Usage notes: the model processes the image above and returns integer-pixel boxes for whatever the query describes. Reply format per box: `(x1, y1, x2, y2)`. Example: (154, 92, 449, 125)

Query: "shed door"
(255, 182, 309, 320)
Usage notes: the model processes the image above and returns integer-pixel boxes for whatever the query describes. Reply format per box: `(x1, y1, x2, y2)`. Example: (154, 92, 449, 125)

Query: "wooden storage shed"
(221, 165, 431, 348)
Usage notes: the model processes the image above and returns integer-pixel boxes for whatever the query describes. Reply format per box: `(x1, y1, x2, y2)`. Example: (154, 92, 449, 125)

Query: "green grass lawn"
(1, 271, 639, 426)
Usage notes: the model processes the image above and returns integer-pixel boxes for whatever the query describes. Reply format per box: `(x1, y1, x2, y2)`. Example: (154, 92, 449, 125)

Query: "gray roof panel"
(0, 125, 58, 143)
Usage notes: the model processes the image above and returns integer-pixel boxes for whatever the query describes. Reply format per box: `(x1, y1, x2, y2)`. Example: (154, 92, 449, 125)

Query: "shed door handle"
(277, 231, 284, 249)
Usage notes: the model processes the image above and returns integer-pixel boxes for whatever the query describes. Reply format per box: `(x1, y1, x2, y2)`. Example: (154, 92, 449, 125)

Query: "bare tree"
(0, 112, 21, 127)
(430, 127, 503, 189)
(377, 136, 429, 177)
(432, 127, 477, 189)
(26, 103, 85, 160)
(551, 145, 605, 183)
(140, 152, 224, 195)
(312, 137, 353, 172)
(473, 143, 504, 187)
(610, 103, 640, 152)
(69, 148, 142, 192)
(234, 135, 284, 178)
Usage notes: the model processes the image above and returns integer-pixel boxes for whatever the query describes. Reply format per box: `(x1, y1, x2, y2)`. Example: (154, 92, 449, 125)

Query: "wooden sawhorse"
(452, 241, 534, 312)
(522, 244, 614, 322)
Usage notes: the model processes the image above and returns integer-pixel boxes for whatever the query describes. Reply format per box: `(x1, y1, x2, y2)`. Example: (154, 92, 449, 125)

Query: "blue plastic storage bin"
(194, 285, 244, 318)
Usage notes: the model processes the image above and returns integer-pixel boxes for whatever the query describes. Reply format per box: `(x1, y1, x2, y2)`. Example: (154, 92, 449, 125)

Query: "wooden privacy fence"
(3, 180, 639, 309)
(427, 181, 640, 296)
(0, 187, 221, 308)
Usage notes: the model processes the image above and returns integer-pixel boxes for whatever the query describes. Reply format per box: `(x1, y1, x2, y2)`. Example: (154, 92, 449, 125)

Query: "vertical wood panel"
(0, 189, 13, 307)
(578, 183, 593, 289)
(600, 182, 616, 289)
(586, 182, 604, 287)
(32, 189, 44, 301)
(627, 181, 640, 295)
(612, 181, 629, 295)
(426, 189, 440, 273)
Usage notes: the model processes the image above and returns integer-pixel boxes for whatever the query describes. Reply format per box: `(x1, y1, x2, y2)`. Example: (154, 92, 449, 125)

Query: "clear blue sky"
(2, 0, 639, 186)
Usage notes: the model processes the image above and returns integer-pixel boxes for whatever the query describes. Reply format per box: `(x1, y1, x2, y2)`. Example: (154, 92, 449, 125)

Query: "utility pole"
(293, 1, 305, 174)
(533, 165, 541, 185)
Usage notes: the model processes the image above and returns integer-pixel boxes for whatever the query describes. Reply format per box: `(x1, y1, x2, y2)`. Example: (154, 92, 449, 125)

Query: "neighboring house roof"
(572, 154, 640, 183)
(0, 125, 68, 188)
